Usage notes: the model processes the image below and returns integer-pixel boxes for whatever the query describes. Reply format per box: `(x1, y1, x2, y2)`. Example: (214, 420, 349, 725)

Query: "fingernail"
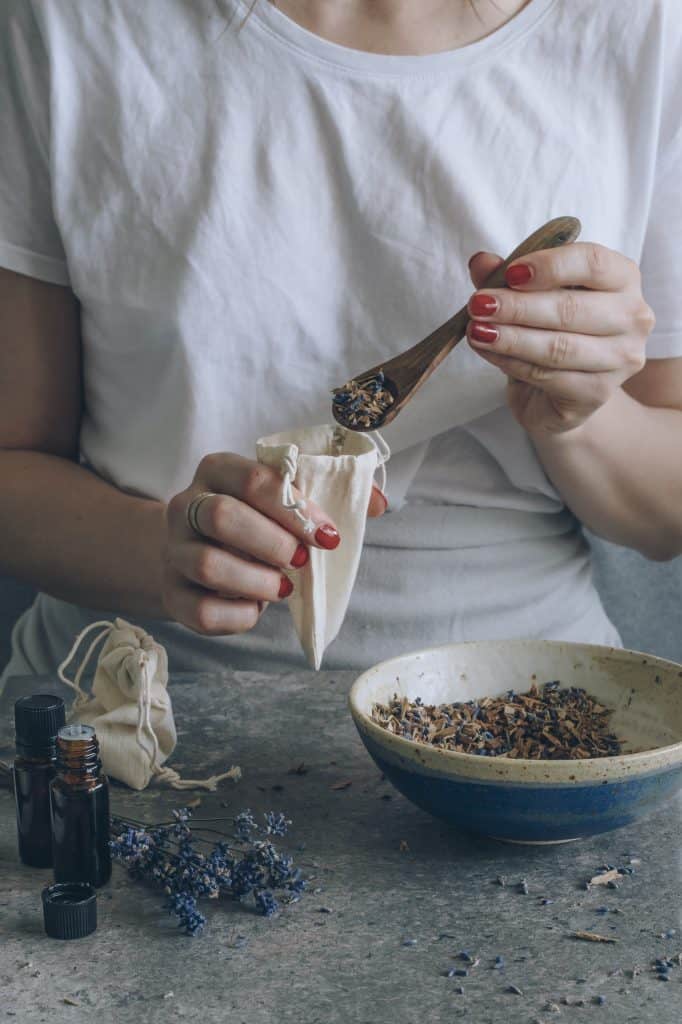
(506, 263, 533, 287)
(290, 543, 309, 569)
(469, 322, 499, 344)
(278, 576, 294, 599)
(315, 523, 341, 550)
(469, 293, 499, 318)
(372, 485, 389, 513)
(468, 250, 486, 268)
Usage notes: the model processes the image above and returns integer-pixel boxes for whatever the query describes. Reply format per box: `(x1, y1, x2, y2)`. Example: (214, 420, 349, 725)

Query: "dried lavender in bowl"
(371, 682, 623, 759)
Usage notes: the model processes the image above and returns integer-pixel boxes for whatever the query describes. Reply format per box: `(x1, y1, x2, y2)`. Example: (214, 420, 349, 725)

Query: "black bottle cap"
(42, 882, 97, 940)
(14, 694, 66, 754)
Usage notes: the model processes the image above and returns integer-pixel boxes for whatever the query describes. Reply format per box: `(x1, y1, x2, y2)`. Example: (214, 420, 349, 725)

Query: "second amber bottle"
(50, 723, 111, 888)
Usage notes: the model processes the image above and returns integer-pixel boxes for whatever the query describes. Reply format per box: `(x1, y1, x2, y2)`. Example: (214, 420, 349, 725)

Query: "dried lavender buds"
(332, 371, 394, 429)
(371, 681, 623, 760)
(110, 807, 306, 936)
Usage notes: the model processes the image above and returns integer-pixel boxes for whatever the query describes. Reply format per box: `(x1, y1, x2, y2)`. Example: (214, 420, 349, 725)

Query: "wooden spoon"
(332, 216, 581, 432)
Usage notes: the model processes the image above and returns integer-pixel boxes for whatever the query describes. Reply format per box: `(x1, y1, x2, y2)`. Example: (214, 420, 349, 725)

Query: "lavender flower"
(254, 890, 279, 917)
(165, 892, 206, 936)
(110, 807, 307, 935)
(233, 809, 258, 839)
(264, 811, 291, 836)
(172, 807, 192, 824)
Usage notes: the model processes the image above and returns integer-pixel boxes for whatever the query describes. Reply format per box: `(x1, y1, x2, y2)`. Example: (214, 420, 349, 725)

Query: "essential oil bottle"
(13, 694, 66, 868)
(50, 724, 111, 888)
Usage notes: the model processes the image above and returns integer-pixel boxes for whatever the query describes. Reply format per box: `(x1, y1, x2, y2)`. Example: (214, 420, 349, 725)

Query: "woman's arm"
(0, 267, 167, 615)
(466, 246, 682, 562)
(0, 267, 383, 634)
(531, 359, 682, 561)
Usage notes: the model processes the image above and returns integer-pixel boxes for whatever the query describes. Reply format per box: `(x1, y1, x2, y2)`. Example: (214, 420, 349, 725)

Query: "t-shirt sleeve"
(639, 1, 682, 359)
(640, 135, 682, 359)
(0, 0, 71, 286)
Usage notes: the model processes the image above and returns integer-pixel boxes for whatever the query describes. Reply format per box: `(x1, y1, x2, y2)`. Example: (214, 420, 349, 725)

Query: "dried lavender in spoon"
(331, 371, 394, 429)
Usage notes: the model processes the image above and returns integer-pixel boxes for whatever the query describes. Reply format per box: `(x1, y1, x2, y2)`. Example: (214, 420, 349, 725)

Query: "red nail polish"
(469, 293, 499, 317)
(278, 576, 294, 599)
(290, 543, 309, 568)
(315, 524, 341, 550)
(506, 263, 533, 287)
(469, 322, 499, 344)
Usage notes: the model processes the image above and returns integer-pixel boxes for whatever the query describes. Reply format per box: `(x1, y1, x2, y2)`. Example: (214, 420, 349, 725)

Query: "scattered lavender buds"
(371, 681, 623, 759)
(332, 371, 395, 430)
(110, 807, 306, 936)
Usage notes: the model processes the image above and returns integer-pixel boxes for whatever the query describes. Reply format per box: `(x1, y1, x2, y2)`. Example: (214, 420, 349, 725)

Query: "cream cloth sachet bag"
(256, 425, 389, 669)
(57, 618, 241, 791)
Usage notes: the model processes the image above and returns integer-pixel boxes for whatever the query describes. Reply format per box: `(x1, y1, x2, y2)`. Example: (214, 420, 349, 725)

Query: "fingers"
(164, 453, 389, 639)
(368, 484, 388, 518)
(502, 242, 640, 293)
(172, 541, 294, 603)
(470, 344, 614, 405)
(195, 453, 341, 549)
(467, 286, 636, 337)
(164, 571, 263, 637)
(171, 490, 316, 568)
(467, 321, 643, 374)
(468, 251, 504, 290)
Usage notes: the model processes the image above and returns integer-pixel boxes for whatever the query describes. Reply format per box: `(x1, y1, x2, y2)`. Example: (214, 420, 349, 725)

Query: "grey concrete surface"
(0, 670, 680, 1024)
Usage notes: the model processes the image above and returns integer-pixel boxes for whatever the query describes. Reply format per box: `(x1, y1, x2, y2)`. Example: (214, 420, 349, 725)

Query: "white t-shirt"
(1, 0, 681, 516)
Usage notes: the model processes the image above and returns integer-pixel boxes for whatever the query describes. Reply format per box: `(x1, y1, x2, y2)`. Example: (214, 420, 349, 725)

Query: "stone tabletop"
(0, 670, 680, 1024)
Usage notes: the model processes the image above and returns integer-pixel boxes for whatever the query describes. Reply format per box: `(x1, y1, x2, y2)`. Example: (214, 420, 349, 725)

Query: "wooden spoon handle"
(476, 215, 582, 290)
(389, 216, 582, 387)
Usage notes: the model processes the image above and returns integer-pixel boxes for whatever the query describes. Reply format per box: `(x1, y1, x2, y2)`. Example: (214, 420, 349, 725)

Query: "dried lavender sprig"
(110, 807, 306, 936)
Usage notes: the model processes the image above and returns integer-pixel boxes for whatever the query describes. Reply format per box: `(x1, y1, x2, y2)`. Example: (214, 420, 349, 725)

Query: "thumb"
(468, 251, 505, 290)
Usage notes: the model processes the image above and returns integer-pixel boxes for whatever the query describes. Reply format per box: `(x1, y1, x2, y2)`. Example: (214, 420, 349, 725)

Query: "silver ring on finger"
(186, 491, 216, 537)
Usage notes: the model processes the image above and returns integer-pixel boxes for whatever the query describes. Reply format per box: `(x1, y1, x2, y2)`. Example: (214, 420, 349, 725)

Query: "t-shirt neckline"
(236, 0, 558, 76)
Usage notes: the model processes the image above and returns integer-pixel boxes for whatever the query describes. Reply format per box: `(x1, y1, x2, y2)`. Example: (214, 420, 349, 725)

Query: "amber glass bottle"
(50, 724, 111, 888)
(13, 694, 66, 868)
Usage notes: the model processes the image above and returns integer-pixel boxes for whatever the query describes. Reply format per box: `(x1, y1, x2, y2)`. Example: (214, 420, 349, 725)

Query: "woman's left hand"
(466, 243, 656, 437)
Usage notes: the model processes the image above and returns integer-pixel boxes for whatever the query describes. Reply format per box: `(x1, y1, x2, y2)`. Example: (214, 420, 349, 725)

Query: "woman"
(0, 0, 681, 684)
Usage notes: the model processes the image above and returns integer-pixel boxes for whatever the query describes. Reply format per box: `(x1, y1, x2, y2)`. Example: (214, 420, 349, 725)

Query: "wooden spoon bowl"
(332, 216, 581, 432)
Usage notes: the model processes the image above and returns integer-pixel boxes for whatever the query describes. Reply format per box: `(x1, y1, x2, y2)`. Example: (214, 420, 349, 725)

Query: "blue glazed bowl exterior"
(361, 734, 682, 842)
(349, 640, 682, 843)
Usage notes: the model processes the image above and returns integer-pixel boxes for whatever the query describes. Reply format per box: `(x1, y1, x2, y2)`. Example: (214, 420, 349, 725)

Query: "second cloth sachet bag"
(256, 425, 389, 669)
(57, 618, 240, 791)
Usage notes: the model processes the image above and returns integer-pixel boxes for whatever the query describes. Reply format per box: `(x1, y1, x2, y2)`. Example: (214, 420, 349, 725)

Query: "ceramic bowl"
(349, 640, 682, 843)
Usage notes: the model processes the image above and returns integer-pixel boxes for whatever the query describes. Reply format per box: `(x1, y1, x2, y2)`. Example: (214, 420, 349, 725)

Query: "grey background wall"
(587, 534, 682, 663)
(1, 535, 680, 672)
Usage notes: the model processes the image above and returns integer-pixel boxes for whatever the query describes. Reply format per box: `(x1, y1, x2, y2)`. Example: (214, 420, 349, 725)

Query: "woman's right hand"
(162, 452, 386, 636)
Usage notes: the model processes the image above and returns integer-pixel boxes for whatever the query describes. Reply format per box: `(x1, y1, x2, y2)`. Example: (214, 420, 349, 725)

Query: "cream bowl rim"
(348, 638, 682, 782)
